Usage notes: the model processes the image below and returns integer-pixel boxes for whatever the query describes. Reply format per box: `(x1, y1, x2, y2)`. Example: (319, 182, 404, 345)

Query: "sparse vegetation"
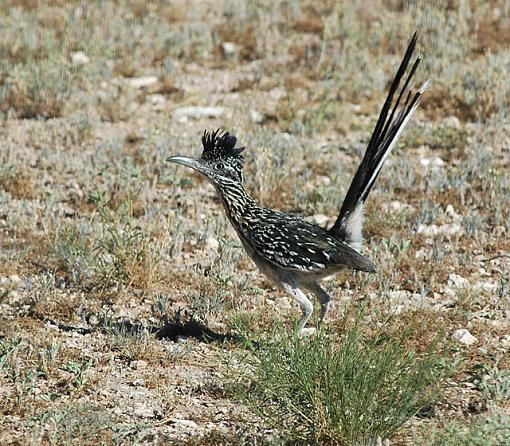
(233, 321, 446, 445)
(419, 414, 510, 446)
(52, 189, 164, 292)
(0, 1, 509, 445)
(28, 404, 146, 446)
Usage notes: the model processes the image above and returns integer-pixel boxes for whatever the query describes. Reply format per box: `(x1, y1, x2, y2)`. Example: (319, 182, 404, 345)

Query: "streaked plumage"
(167, 33, 426, 335)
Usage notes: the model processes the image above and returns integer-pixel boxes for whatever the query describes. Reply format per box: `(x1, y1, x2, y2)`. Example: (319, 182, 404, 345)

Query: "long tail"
(329, 32, 427, 251)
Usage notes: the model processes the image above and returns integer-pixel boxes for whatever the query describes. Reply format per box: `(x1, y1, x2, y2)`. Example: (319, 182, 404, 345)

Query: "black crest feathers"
(200, 129, 245, 161)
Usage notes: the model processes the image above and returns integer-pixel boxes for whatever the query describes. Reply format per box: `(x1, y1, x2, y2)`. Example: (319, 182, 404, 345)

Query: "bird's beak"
(166, 155, 201, 170)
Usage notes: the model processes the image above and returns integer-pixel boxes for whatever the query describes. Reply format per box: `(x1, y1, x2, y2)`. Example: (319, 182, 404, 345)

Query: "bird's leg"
(282, 283, 313, 335)
(303, 281, 332, 325)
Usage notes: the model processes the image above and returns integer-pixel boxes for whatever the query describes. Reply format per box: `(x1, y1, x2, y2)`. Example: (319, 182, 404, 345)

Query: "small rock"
(172, 106, 225, 122)
(71, 51, 90, 66)
(250, 110, 264, 124)
(417, 223, 463, 237)
(393, 304, 406, 315)
(130, 360, 148, 370)
(452, 329, 477, 346)
(312, 214, 329, 226)
(383, 200, 415, 213)
(317, 175, 331, 187)
(301, 327, 317, 337)
(420, 157, 445, 168)
(440, 223, 463, 236)
(390, 200, 404, 211)
(221, 42, 238, 58)
(269, 87, 286, 101)
(479, 281, 497, 292)
(60, 204, 76, 217)
(296, 109, 306, 119)
(444, 115, 461, 129)
(275, 296, 292, 311)
(9, 274, 21, 284)
(445, 204, 461, 221)
(133, 406, 156, 419)
(448, 273, 469, 288)
(375, 436, 391, 446)
(171, 418, 198, 429)
(414, 248, 429, 259)
(500, 335, 510, 349)
(387, 290, 411, 301)
(149, 94, 166, 110)
(205, 236, 219, 251)
(87, 313, 100, 325)
(477, 267, 488, 276)
(443, 286, 456, 299)
(417, 224, 438, 236)
(118, 308, 138, 319)
(127, 76, 158, 89)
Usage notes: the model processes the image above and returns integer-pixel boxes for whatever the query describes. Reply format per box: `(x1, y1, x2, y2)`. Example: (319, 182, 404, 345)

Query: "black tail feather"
(329, 32, 425, 243)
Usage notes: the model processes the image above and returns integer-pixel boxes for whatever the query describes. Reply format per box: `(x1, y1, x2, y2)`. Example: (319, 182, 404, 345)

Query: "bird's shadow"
(49, 309, 241, 344)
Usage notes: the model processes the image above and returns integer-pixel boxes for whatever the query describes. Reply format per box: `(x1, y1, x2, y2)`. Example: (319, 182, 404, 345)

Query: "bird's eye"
(215, 162, 224, 170)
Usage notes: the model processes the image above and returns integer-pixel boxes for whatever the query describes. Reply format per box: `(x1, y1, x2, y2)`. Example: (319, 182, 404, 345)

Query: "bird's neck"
(214, 180, 258, 225)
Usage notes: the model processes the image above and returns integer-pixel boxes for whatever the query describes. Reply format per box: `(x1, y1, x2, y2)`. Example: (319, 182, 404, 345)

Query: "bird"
(167, 33, 427, 336)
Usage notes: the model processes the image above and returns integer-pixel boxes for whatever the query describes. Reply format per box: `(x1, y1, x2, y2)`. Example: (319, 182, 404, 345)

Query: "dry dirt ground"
(0, 1, 509, 445)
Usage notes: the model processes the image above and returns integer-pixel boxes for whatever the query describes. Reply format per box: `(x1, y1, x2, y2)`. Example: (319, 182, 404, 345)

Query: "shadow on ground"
(46, 309, 240, 343)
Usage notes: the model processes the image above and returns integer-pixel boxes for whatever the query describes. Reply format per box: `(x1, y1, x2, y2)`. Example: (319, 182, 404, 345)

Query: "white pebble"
(221, 42, 238, 58)
(171, 418, 198, 429)
(9, 274, 21, 284)
(420, 157, 445, 168)
(448, 273, 469, 288)
(250, 110, 264, 124)
(206, 236, 219, 251)
(443, 115, 461, 129)
(452, 329, 477, 346)
(172, 106, 225, 122)
(312, 214, 329, 227)
(127, 76, 158, 89)
(71, 51, 90, 66)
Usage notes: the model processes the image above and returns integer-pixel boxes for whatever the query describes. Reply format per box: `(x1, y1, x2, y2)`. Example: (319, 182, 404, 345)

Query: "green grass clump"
(233, 321, 446, 445)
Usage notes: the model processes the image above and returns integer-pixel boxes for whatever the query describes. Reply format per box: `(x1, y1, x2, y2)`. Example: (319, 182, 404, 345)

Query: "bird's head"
(167, 129, 245, 184)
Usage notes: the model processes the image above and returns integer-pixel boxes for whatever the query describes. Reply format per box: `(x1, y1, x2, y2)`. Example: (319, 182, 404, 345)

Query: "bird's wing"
(243, 213, 375, 273)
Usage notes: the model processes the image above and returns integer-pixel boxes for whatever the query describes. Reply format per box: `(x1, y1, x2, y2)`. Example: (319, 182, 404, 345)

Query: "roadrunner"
(168, 33, 427, 335)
